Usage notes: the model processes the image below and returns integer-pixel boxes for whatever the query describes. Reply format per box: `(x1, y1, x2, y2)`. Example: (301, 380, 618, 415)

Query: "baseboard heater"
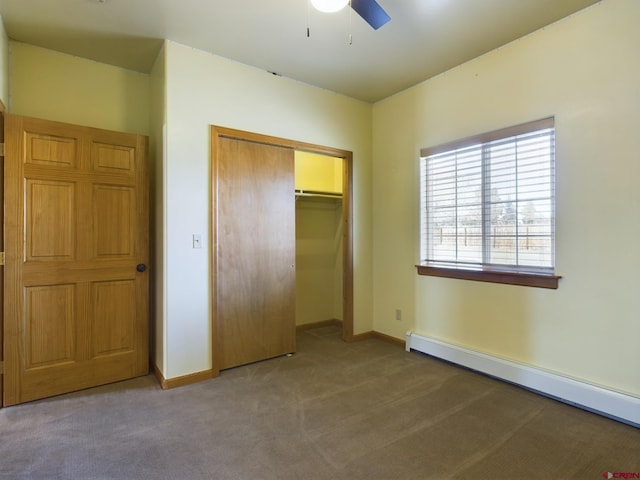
(405, 331, 639, 427)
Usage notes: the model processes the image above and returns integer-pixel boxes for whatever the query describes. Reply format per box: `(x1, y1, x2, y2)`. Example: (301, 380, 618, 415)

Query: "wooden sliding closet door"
(215, 134, 296, 370)
(3, 115, 149, 405)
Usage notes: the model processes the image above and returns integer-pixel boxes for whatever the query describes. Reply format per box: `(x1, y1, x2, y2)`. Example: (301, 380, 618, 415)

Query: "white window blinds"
(420, 118, 555, 274)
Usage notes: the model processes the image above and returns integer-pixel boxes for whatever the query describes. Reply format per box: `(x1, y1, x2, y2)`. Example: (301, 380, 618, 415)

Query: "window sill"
(416, 264, 561, 289)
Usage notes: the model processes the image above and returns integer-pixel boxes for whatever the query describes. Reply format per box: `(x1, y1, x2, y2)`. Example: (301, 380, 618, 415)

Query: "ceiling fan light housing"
(311, 0, 349, 13)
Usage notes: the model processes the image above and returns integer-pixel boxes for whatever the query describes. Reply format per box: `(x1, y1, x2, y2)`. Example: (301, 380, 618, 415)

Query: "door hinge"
(0, 252, 4, 265)
(0, 361, 3, 375)
(0, 143, 4, 157)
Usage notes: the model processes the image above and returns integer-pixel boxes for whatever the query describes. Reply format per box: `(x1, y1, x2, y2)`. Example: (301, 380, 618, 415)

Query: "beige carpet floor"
(1, 325, 638, 479)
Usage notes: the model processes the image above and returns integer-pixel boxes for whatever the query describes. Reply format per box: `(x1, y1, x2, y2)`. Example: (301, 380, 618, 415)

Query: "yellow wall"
(295, 151, 343, 193)
(150, 43, 166, 373)
(0, 17, 8, 107)
(372, 0, 640, 397)
(160, 41, 372, 378)
(296, 197, 343, 326)
(10, 42, 150, 135)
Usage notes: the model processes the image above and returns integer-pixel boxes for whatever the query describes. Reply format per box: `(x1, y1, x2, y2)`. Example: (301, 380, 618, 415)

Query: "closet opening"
(295, 151, 345, 336)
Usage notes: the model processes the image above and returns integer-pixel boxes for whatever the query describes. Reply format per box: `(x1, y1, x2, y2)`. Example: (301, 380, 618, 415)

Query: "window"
(417, 118, 560, 288)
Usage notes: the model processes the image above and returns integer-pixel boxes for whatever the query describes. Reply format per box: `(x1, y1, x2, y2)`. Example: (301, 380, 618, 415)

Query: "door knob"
(136, 264, 147, 272)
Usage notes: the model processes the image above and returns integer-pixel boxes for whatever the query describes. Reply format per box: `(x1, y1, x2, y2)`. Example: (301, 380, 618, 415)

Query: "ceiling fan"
(310, 0, 391, 30)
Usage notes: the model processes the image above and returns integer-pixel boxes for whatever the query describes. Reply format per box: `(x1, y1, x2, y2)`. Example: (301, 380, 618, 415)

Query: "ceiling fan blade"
(351, 0, 390, 30)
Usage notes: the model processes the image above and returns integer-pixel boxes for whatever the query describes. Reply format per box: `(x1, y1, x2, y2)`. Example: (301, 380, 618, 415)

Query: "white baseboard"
(405, 331, 640, 427)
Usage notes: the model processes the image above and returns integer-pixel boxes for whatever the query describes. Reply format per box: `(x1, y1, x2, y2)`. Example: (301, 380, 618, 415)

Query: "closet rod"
(295, 189, 342, 199)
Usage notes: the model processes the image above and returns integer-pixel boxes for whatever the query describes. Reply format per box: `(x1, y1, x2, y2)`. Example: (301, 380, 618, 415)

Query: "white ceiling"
(0, 0, 601, 103)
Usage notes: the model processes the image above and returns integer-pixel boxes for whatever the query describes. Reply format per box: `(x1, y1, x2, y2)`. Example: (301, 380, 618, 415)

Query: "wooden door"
(214, 134, 296, 370)
(3, 115, 149, 406)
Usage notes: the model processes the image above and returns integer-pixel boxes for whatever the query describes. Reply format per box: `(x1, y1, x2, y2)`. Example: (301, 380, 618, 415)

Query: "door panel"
(25, 284, 75, 368)
(93, 184, 135, 257)
(91, 142, 135, 173)
(91, 280, 136, 357)
(216, 136, 296, 370)
(26, 132, 77, 167)
(3, 115, 149, 406)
